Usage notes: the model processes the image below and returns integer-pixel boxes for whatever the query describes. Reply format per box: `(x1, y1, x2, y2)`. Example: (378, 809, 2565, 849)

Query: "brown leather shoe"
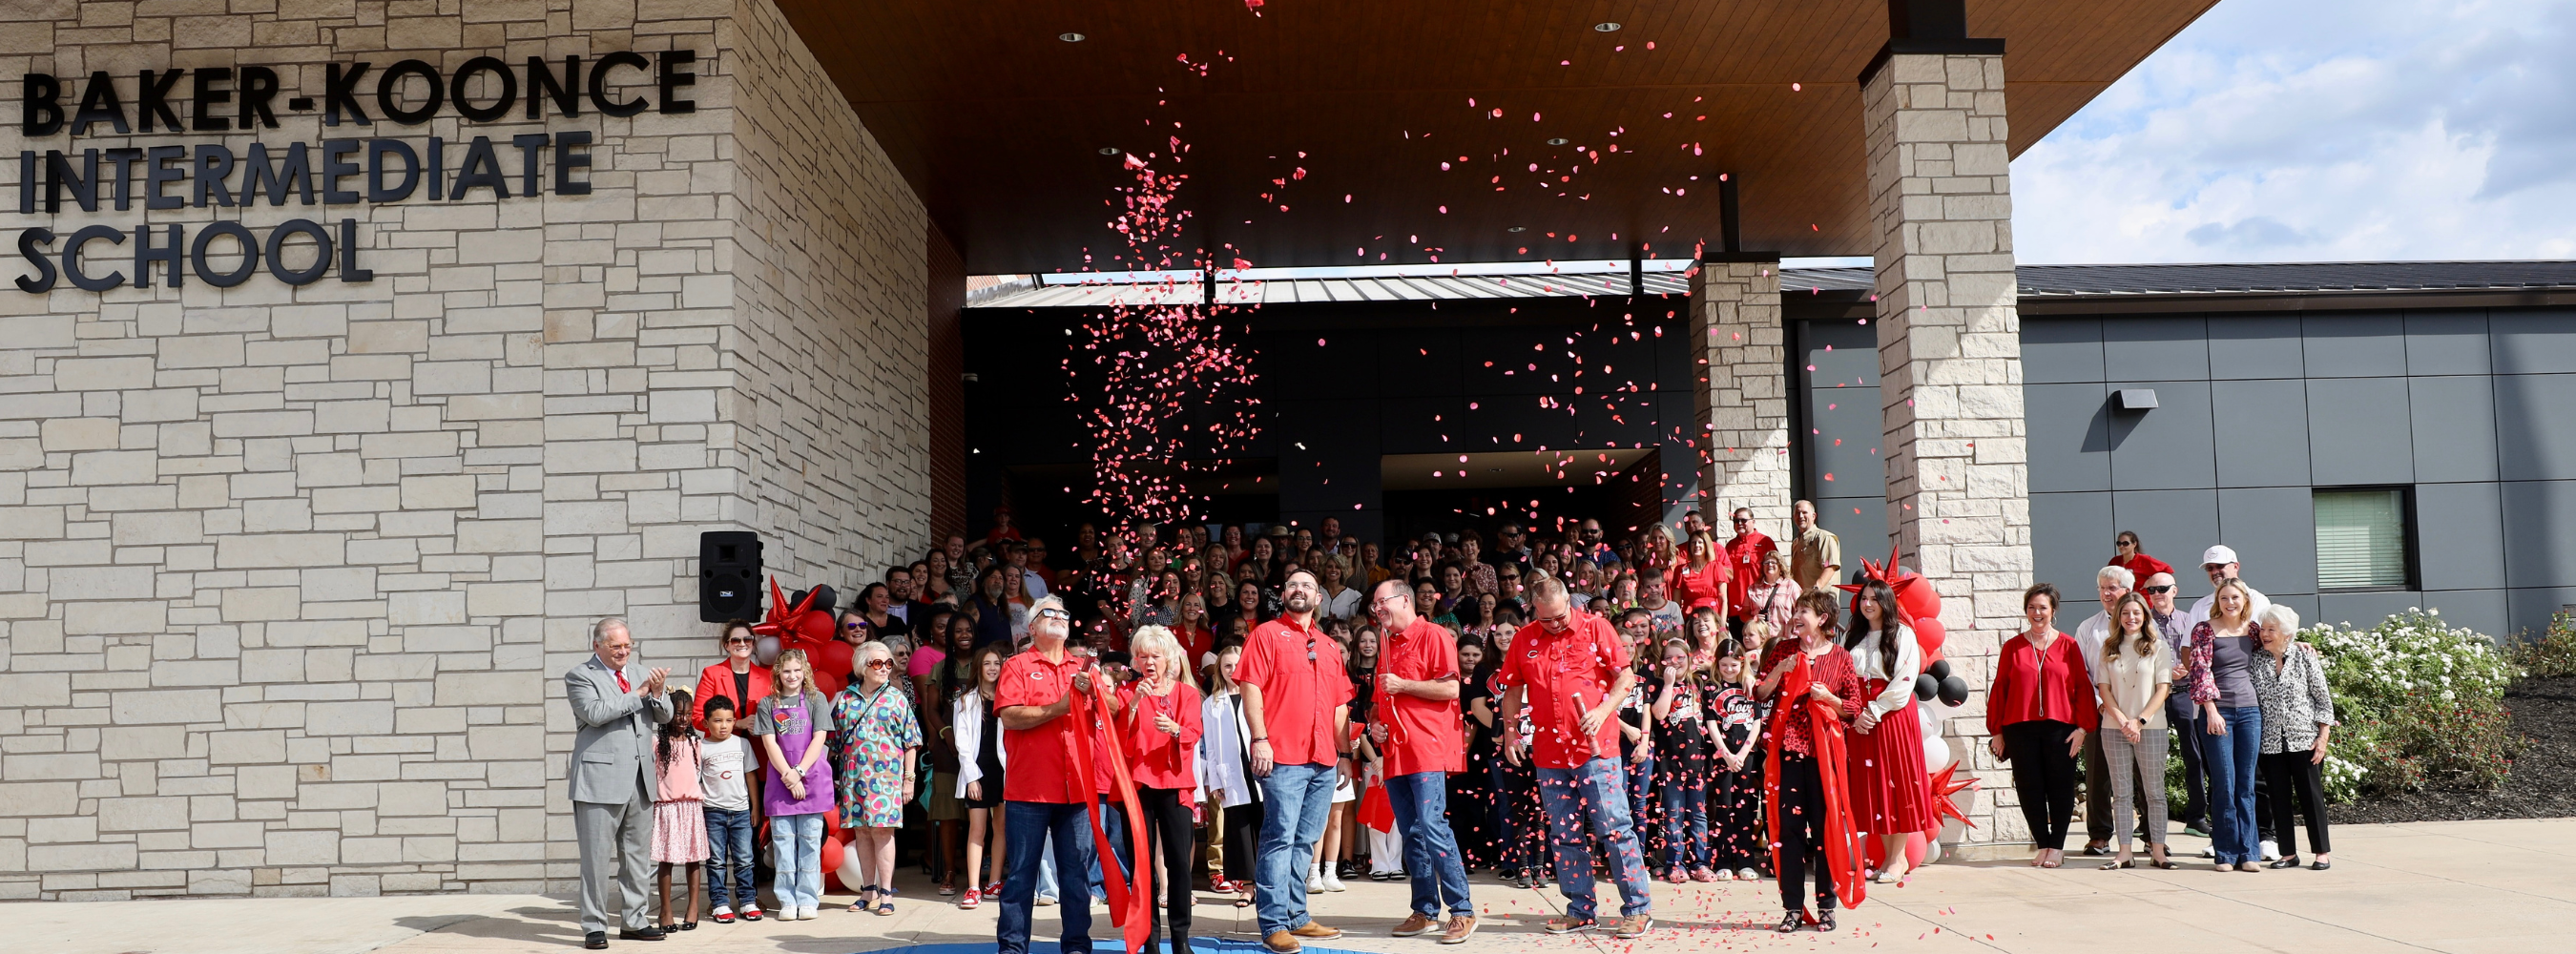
(1439, 916, 1479, 944)
(1392, 914, 1439, 937)
(1262, 930, 1302, 953)
(1290, 921, 1342, 940)
(1611, 914, 1654, 939)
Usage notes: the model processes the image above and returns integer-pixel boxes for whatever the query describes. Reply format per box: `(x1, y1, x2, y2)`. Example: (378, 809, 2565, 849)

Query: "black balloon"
(1936, 674, 1970, 706)
(1926, 658, 1953, 681)
(1914, 673, 1939, 701)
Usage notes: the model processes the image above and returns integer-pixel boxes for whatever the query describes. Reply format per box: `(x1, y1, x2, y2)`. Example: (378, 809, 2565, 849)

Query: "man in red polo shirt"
(1236, 569, 1353, 954)
(993, 597, 1100, 954)
(1499, 576, 1653, 939)
(1723, 507, 1777, 636)
(1364, 578, 1476, 944)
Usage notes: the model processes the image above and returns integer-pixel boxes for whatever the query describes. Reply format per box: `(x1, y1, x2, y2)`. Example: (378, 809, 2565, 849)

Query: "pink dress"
(652, 736, 711, 863)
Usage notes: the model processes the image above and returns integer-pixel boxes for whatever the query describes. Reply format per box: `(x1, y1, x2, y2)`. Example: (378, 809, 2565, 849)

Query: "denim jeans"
(767, 813, 824, 913)
(1000, 801, 1095, 954)
(703, 806, 756, 911)
(1255, 761, 1339, 936)
(2167, 697, 2208, 828)
(1624, 756, 1656, 863)
(1658, 775, 1709, 871)
(1536, 757, 1652, 920)
(2204, 706, 2265, 865)
(1383, 771, 1473, 920)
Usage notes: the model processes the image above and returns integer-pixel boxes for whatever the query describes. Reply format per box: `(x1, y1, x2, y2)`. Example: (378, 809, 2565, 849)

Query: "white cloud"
(2013, 0, 2576, 263)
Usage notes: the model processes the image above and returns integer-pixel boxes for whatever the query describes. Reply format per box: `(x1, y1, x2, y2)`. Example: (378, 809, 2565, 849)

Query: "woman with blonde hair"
(750, 649, 834, 921)
(833, 640, 920, 915)
(2185, 578, 2265, 872)
(1745, 550, 1801, 639)
(2093, 591, 2175, 870)
(1110, 626, 1206, 949)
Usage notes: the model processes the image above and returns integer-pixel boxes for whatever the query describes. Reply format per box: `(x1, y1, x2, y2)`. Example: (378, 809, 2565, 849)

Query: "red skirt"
(1848, 678, 1939, 836)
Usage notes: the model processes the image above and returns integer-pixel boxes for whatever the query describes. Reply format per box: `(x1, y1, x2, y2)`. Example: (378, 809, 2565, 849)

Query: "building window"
(2314, 487, 2412, 591)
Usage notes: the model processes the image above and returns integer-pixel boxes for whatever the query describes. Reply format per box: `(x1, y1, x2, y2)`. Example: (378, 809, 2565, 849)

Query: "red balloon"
(1912, 615, 1946, 666)
(823, 805, 842, 831)
(820, 833, 845, 874)
(1893, 575, 1941, 625)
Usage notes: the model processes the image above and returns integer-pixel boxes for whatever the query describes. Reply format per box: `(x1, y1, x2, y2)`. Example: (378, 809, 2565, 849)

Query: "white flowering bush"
(2306, 608, 2524, 800)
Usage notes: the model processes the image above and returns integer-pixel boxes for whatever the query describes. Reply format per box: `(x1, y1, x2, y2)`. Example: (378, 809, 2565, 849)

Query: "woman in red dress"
(1839, 579, 1937, 883)
(1667, 530, 1732, 613)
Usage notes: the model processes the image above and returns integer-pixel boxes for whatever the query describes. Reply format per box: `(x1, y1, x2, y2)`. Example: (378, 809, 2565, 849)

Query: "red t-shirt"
(1372, 619, 1465, 777)
(1119, 682, 1204, 790)
(1668, 560, 1729, 612)
(1986, 631, 2103, 736)
(2111, 552, 2175, 583)
(995, 650, 1094, 803)
(1493, 611, 1631, 770)
(1724, 531, 1776, 617)
(1235, 615, 1354, 768)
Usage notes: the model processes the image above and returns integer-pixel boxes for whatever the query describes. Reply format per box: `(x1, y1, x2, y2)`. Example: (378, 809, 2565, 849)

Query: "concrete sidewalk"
(13, 819, 2567, 954)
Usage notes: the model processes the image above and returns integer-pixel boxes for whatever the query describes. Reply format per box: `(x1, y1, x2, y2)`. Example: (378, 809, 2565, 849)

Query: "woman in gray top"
(2250, 605, 2336, 870)
(2185, 578, 2266, 872)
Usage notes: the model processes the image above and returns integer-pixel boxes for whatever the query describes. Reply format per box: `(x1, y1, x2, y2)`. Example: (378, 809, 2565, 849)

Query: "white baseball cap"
(2200, 545, 2238, 567)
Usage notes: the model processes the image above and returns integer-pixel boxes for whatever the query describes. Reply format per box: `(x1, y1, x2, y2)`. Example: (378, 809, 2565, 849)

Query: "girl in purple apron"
(754, 649, 837, 921)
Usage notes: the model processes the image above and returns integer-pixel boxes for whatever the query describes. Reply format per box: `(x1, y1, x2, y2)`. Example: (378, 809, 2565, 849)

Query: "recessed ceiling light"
(1060, 32, 1086, 42)
(1507, 226, 1527, 233)
(1593, 22, 1622, 32)
(1547, 137, 1568, 145)
(1099, 147, 1121, 155)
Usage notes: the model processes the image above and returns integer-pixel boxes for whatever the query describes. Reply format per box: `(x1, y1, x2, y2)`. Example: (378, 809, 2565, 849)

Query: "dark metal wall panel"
(2212, 379, 2312, 487)
(2317, 591, 2425, 630)
(1813, 494, 1888, 581)
(2305, 377, 2413, 485)
(2023, 318, 2105, 384)
(2408, 376, 2501, 483)
(2032, 490, 2115, 616)
(2208, 315, 2303, 380)
(2490, 308, 2576, 375)
(2301, 313, 2409, 378)
(2415, 481, 2507, 591)
(2506, 587, 2576, 639)
(2106, 380, 2217, 491)
(1377, 329, 1464, 398)
(2220, 486, 2318, 594)
(2501, 480, 2576, 590)
(2495, 373, 2576, 482)
(2404, 310, 2489, 376)
(2112, 487, 2220, 595)
(2104, 315, 2212, 382)
(2025, 383, 2112, 492)
(2418, 589, 2509, 642)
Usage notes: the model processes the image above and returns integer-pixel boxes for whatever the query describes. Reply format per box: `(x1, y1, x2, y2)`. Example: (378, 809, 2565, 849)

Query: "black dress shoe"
(584, 932, 609, 950)
(619, 927, 667, 942)
(2269, 856, 2302, 869)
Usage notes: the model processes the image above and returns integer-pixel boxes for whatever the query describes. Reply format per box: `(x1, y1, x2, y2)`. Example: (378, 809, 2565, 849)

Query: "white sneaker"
(799, 907, 818, 921)
(1307, 864, 1325, 893)
(1736, 868, 1759, 881)
(1709, 869, 1734, 881)
(1322, 869, 1347, 892)
(2259, 840, 2280, 861)
(713, 905, 734, 918)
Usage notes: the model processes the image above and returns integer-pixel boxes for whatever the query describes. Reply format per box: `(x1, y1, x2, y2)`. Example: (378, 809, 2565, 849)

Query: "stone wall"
(1691, 257, 1793, 531)
(0, 0, 929, 899)
(1861, 51, 2032, 843)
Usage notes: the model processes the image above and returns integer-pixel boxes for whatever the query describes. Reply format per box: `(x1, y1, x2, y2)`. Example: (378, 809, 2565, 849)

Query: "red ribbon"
(1064, 672, 1154, 954)
(1763, 651, 1868, 919)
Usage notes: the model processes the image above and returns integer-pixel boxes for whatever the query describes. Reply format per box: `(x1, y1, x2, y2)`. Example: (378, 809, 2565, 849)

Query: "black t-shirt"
(1460, 671, 1497, 763)
(1646, 670, 1717, 773)
(1616, 663, 1653, 757)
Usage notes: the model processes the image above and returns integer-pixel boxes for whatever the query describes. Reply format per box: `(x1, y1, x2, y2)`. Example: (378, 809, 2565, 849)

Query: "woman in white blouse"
(1196, 643, 1260, 906)
(1841, 579, 1938, 883)
(2092, 592, 2175, 870)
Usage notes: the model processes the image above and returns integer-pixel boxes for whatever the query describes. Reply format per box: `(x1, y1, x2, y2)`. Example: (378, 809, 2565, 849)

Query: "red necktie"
(614, 670, 631, 694)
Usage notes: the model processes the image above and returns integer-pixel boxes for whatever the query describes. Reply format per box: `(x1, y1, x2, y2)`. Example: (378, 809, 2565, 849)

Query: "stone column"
(1691, 257, 1794, 534)
(1862, 52, 2032, 843)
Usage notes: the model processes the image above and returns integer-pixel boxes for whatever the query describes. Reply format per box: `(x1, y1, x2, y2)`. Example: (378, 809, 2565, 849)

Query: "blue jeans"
(2168, 698, 2209, 828)
(1537, 757, 1652, 920)
(1659, 775, 1709, 871)
(1256, 761, 1339, 935)
(704, 806, 755, 911)
(1624, 756, 1656, 862)
(2204, 706, 2264, 865)
(1383, 771, 1473, 919)
(1000, 801, 1095, 954)
(767, 813, 823, 913)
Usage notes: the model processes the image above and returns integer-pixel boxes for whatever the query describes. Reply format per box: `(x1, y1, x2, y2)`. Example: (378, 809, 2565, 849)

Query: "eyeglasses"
(2141, 585, 2175, 594)
(865, 659, 894, 670)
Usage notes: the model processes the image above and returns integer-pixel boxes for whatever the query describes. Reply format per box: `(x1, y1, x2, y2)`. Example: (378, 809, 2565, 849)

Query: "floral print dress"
(831, 683, 922, 828)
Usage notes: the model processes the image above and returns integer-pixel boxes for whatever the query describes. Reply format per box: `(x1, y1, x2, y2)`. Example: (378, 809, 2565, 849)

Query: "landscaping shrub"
(2514, 610, 2576, 678)
(2305, 608, 2524, 801)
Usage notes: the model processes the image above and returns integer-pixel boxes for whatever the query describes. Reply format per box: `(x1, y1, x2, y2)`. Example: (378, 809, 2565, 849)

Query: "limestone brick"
(1691, 259, 1795, 532)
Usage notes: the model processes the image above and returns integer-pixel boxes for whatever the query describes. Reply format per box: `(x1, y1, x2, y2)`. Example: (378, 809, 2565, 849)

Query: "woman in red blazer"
(1984, 583, 2098, 869)
(694, 620, 776, 734)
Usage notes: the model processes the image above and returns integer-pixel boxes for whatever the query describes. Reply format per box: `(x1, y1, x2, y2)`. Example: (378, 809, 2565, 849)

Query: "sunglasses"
(1036, 608, 1070, 620)
(726, 636, 756, 645)
(2114, 539, 2136, 547)
(843, 622, 865, 631)
(865, 659, 894, 670)
(2141, 585, 2175, 594)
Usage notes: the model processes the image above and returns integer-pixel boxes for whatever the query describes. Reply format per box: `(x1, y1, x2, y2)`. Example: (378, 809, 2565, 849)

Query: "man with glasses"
(1235, 569, 1355, 953)
(1494, 524, 1533, 571)
(994, 597, 1105, 954)
(1789, 500, 1840, 591)
(2072, 566, 2136, 856)
(1365, 579, 1477, 944)
(2186, 545, 2269, 629)
(2140, 572, 2210, 838)
(1721, 508, 1776, 637)
(1577, 519, 1617, 568)
(1498, 577, 1653, 940)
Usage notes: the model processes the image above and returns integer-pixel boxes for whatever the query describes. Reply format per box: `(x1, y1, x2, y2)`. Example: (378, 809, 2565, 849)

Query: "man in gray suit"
(567, 617, 675, 949)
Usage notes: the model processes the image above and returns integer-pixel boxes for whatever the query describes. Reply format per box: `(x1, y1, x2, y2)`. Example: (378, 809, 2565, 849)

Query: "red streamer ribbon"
(1065, 673, 1154, 954)
(1763, 652, 1869, 918)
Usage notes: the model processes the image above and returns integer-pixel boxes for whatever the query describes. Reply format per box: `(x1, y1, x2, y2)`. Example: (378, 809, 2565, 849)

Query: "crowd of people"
(557, 507, 2341, 951)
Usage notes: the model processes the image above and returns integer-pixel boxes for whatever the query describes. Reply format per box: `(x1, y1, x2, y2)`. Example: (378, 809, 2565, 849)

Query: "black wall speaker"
(699, 531, 763, 622)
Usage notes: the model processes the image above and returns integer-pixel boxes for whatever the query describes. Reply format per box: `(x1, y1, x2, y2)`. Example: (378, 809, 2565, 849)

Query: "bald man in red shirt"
(1364, 578, 1477, 944)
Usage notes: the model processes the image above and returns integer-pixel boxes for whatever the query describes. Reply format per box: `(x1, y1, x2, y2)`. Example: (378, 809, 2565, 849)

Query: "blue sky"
(2014, 0, 2576, 263)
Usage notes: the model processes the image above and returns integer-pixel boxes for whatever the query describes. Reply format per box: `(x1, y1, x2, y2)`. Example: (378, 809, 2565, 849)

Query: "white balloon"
(756, 635, 780, 666)
(1920, 701, 1953, 771)
(836, 841, 866, 893)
